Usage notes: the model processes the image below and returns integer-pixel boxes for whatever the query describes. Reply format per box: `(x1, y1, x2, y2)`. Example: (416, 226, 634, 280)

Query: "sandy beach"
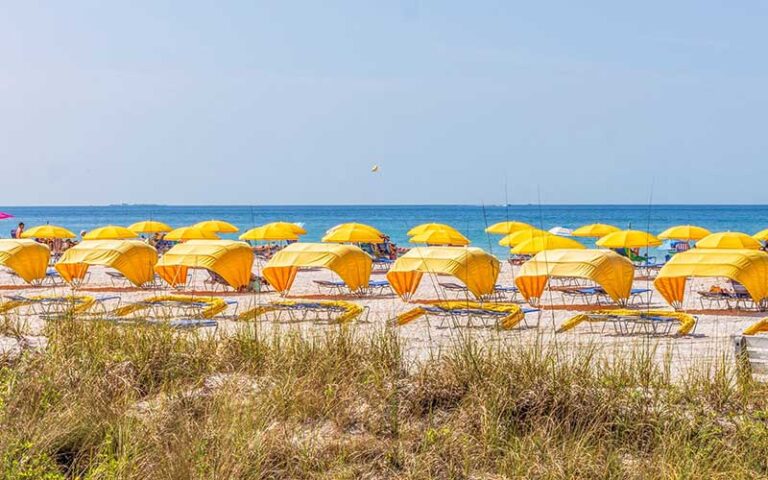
(0, 260, 756, 373)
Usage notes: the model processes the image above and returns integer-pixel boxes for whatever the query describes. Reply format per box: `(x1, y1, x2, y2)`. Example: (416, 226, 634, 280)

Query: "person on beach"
(12, 222, 24, 239)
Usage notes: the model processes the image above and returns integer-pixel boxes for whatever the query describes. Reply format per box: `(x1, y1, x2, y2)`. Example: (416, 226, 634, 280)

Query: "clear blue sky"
(2, 1, 767, 205)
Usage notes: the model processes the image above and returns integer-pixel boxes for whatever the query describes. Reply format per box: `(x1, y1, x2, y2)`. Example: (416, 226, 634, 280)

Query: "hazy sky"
(2, 1, 767, 205)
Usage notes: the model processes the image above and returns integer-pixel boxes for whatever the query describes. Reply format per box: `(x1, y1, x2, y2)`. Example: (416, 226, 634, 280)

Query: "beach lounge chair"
(313, 280, 347, 295)
(366, 280, 392, 295)
(106, 271, 130, 287)
(238, 300, 367, 324)
(144, 318, 218, 330)
(1, 294, 121, 319)
(492, 284, 519, 302)
(507, 255, 529, 266)
(697, 289, 733, 310)
(396, 301, 540, 330)
(558, 309, 697, 337)
(204, 270, 232, 291)
(590, 286, 652, 306)
(561, 287, 602, 305)
(313, 279, 390, 296)
(438, 282, 470, 298)
(372, 258, 394, 272)
(113, 295, 232, 320)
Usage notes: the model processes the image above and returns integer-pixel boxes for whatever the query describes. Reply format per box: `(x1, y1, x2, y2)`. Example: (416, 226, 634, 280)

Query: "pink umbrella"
(0, 212, 12, 220)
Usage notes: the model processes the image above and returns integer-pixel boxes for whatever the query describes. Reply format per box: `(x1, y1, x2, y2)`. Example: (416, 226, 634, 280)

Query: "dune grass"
(0, 316, 766, 479)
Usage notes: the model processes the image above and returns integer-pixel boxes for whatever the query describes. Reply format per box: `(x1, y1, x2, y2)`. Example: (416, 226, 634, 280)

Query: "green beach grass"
(0, 317, 767, 479)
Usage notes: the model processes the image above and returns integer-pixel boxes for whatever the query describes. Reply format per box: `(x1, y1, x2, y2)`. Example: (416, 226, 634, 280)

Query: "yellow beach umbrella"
(322, 223, 384, 243)
(753, 229, 768, 242)
(571, 223, 621, 238)
(165, 226, 220, 241)
(194, 220, 239, 233)
(407, 223, 459, 237)
(498, 228, 549, 247)
(596, 230, 662, 249)
(695, 232, 761, 250)
(658, 225, 711, 241)
(326, 222, 381, 234)
(485, 221, 534, 235)
(127, 220, 173, 234)
(511, 236, 585, 255)
(21, 225, 76, 239)
(409, 226, 470, 246)
(83, 225, 138, 240)
(239, 223, 300, 242)
(268, 221, 306, 235)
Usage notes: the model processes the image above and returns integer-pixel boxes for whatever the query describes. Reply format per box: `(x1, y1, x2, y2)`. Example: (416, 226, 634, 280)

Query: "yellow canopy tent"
(55, 240, 157, 287)
(262, 243, 372, 293)
(0, 239, 50, 284)
(515, 249, 635, 306)
(386, 247, 500, 300)
(155, 240, 255, 289)
(654, 249, 768, 309)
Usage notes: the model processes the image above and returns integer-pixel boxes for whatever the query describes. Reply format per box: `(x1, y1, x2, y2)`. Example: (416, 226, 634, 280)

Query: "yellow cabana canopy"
(194, 220, 239, 233)
(83, 225, 138, 240)
(128, 220, 173, 233)
(511, 236, 585, 255)
(239, 223, 300, 242)
(386, 247, 500, 300)
(498, 228, 549, 247)
(21, 225, 76, 239)
(485, 221, 533, 235)
(322, 223, 384, 243)
(155, 240, 255, 289)
(571, 224, 620, 238)
(595, 230, 661, 249)
(654, 249, 768, 309)
(658, 225, 711, 241)
(0, 239, 50, 284)
(262, 243, 372, 293)
(409, 226, 470, 246)
(407, 223, 459, 237)
(165, 226, 220, 241)
(515, 249, 635, 306)
(55, 240, 157, 287)
(695, 232, 761, 250)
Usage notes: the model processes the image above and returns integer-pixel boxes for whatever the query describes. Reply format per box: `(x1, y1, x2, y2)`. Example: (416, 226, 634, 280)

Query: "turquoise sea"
(1, 205, 766, 256)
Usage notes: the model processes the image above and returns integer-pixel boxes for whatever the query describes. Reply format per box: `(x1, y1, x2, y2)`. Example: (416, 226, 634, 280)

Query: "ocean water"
(1, 204, 766, 256)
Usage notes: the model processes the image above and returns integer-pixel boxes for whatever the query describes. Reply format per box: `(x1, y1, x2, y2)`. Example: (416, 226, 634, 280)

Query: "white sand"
(0, 262, 758, 371)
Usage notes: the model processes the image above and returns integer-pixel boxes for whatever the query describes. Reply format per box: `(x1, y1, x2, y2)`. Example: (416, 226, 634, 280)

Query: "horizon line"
(2, 203, 768, 208)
